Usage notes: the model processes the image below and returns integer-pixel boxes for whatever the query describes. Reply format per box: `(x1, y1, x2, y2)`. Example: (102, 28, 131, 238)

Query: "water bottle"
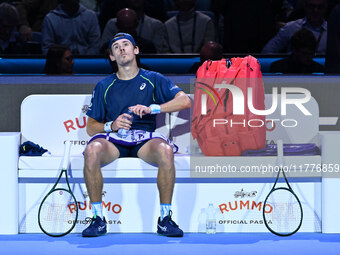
(206, 203, 216, 234)
(117, 109, 133, 138)
(198, 208, 207, 232)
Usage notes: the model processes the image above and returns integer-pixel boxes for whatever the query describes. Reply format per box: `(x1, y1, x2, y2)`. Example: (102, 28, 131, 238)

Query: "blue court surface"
(0, 233, 339, 255)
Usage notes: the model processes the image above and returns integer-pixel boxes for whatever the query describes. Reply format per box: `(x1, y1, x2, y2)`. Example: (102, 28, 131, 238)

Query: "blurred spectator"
(279, 0, 296, 19)
(326, 0, 340, 17)
(214, 0, 276, 53)
(189, 40, 223, 73)
(0, 2, 42, 54)
(286, 0, 334, 21)
(101, 8, 155, 53)
(80, 0, 98, 11)
(44, 44, 74, 75)
(0, 2, 22, 54)
(101, 0, 168, 53)
(262, 0, 327, 54)
(41, 0, 100, 55)
(165, 0, 215, 53)
(97, 0, 125, 32)
(270, 28, 324, 73)
(16, 0, 57, 41)
(272, 0, 296, 31)
(325, 4, 340, 73)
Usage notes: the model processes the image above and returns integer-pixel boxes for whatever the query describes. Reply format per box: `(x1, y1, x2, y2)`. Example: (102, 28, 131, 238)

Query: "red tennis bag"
(191, 56, 266, 156)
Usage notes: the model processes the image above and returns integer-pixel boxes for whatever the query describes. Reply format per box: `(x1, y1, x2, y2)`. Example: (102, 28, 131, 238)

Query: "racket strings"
(264, 189, 302, 235)
(39, 189, 77, 235)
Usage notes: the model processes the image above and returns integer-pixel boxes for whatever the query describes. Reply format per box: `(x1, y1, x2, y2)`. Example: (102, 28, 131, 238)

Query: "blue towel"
(19, 141, 48, 156)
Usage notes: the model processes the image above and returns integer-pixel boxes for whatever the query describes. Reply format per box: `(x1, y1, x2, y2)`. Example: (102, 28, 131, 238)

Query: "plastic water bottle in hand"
(206, 203, 216, 234)
(117, 109, 133, 138)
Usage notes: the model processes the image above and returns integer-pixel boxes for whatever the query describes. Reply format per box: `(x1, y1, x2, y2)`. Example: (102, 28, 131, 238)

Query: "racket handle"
(62, 141, 72, 170)
(277, 140, 284, 167)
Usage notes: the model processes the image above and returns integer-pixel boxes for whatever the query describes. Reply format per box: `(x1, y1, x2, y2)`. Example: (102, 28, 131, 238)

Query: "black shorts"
(113, 140, 148, 158)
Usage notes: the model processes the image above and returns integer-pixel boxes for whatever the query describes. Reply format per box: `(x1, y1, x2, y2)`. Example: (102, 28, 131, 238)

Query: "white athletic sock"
(160, 204, 171, 220)
(91, 202, 103, 219)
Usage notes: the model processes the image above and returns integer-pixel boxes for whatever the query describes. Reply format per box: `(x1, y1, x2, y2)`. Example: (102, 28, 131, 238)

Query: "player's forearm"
(86, 117, 116, 137)
(160, 92, 191, 113)
(86, 121, 104, 137)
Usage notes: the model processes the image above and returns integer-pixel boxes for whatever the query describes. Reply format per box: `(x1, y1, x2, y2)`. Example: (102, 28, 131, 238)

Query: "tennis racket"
(38, 141, 78, 237)
(263, 140, 303, 236)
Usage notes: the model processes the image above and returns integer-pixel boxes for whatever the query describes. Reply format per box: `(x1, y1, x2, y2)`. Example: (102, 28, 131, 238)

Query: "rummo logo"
(71, 216, 122, 226)
(82, 104, 89, 113)
(64, 116, 86, 132)
(67, 200, 122, 214)
(219, 199, 272, 214)
(64, 105, 90, 133)
(217, 197, 273, 226)
(234, 189, 257, 199)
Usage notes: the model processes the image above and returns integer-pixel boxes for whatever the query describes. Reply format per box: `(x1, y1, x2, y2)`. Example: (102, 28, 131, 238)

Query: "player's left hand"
(129, 104, 151, 118)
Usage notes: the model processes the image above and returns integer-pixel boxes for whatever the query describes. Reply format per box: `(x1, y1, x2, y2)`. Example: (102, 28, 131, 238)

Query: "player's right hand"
(112, 113, 132, 131)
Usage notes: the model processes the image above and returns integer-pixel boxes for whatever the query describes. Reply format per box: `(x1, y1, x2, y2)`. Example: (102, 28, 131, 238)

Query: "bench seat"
(18, 154, 321, 179)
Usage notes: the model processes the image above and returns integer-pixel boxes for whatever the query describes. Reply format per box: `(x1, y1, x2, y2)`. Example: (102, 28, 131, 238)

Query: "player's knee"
(157, 143, 174, 167)
(84, 141, 103, 161)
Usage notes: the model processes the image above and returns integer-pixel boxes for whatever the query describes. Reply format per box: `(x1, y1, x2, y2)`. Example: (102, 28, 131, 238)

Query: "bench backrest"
(21, 94, 319, 155)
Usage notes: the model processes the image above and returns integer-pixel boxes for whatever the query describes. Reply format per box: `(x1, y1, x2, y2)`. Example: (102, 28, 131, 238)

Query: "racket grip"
(62, 141, 72, 170)
(277, 140, 284, 166)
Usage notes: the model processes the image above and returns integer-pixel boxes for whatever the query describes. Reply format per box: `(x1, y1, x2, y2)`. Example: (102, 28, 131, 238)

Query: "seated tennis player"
(82, 32, 190, 237)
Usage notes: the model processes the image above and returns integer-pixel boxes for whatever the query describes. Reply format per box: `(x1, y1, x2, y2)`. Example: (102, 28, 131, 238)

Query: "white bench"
(16, 94, 337, 234)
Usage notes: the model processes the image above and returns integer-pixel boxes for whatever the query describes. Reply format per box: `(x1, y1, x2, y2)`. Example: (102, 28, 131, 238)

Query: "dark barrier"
(0, 55, 325, 74)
